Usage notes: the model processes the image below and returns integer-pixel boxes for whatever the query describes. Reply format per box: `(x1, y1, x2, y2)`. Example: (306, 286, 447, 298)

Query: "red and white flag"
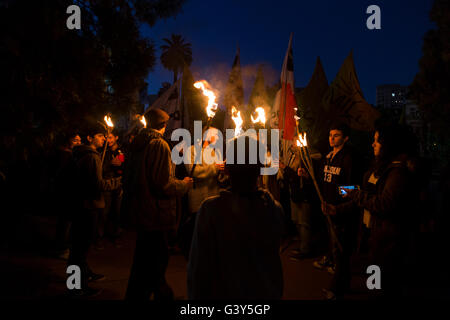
(271, 33, 297, 141)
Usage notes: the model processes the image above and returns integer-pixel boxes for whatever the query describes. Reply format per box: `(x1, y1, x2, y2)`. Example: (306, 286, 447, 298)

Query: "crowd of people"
(46, 108, 437, 300)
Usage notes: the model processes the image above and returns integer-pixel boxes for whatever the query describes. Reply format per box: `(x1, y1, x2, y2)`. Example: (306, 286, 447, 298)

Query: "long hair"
(372, 123, 418, 175)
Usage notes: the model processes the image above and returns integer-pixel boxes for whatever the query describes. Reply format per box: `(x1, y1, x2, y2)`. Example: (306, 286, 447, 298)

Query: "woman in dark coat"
(325, 124, 420, 298)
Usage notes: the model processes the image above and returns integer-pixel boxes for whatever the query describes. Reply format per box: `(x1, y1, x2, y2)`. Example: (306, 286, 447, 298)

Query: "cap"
(147, 108, 169, 129)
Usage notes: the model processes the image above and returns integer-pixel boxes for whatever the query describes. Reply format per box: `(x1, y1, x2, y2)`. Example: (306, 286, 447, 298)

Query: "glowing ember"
(140, 115, 147, 128)
(194, 80, 218, 119)
(104, 116, 114, 128)
(231, 106, 243, 136)
(251, 107, 266, 124)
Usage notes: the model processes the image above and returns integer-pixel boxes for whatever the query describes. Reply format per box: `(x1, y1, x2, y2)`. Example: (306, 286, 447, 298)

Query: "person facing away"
(123, 108, 193, 300)
(69, 122, 121, 297)
(187, 135, 286, 299)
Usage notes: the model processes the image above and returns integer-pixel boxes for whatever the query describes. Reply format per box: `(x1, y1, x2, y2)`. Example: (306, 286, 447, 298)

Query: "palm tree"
(160, 34, 192, 83)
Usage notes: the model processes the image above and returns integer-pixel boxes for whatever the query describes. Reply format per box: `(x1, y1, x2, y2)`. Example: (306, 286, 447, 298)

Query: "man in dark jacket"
(124, 108, 193, 300)
(98, 129, 124, 248)
(315, 123, 362, 300)
(51, 132, 81, 259)
(68, 122, 121, 297)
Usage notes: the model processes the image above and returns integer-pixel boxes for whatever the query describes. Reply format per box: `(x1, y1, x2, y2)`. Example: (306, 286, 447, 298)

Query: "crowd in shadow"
(0, 108, 449, 300)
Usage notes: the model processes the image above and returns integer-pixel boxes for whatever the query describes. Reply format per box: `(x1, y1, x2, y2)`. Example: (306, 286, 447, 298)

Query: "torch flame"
(296, 139, 302, 147)
(104, 116, 114, 128)
(194, 80, 218, 119)
(251, 107, 266, 124)
(298, 132, 307, 147)
(231, 106, 243, 136)
(140, 115, 147, 128)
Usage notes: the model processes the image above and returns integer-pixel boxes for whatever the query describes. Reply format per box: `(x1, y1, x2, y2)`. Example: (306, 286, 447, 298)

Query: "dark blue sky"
(141, 0, 435, 105)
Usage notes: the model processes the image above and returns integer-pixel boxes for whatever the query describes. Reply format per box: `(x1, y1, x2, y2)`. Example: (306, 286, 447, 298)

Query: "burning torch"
(296, 132, 343, 252)
(101, 115, 114, 165)
(190, 80, 219, 179)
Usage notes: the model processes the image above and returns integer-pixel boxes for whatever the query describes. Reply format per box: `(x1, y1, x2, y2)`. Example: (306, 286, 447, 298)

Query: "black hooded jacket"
(72, 145, 121, 209)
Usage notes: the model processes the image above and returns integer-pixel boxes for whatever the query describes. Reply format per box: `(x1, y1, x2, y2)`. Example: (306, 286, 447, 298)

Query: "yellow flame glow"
(298, 132, 307, 147)
(194, 80, 218, 119)
(251, 107, 266, 124)
(231, 106, 243, 136)
(104, 116, 114, 128)
(140, 115, 147, 128)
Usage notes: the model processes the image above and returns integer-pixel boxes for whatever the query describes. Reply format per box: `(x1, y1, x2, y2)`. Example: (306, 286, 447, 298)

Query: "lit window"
(392, 93, 395, 97)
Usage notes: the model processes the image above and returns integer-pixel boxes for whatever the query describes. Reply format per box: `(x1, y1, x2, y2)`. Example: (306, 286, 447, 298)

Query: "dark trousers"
(329, 213, 359, 297)
(68, 208, 100, 289)
(330, 225, 353, 296)
(125, 230, 173, 300)
(99, 189, 123, 241)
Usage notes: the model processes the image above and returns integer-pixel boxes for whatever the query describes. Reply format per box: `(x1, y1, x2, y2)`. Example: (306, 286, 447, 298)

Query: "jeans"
(290, 200, 312, 254)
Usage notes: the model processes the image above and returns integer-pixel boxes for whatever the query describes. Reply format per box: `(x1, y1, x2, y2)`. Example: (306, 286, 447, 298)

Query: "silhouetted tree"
(160, 34, 192, 83)
(410, 0, 450, 136)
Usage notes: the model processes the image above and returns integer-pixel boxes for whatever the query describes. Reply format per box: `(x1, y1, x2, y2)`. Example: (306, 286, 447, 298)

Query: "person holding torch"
(313, 123, 362, 300)
(69, 121, 122, 297)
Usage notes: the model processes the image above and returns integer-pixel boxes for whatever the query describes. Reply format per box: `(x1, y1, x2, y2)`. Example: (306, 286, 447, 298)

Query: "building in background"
(405, 100, 428, 156)
(376, 84, 408, 116)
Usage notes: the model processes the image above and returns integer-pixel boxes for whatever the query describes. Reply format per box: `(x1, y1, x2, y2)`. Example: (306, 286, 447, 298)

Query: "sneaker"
(322, 288, 336, 300)
(313, 256, 333, 270)
(88, 273, 106, 282)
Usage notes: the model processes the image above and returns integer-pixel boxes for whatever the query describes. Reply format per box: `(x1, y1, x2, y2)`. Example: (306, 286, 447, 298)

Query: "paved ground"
(0, 214, 448, 300)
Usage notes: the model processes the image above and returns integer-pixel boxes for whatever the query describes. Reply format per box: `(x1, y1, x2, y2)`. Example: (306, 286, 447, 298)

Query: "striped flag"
(272, 33, 297, 141)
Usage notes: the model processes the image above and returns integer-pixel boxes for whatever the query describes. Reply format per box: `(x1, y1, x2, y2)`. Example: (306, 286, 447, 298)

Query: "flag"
(322, 51, 380, 131)
(272, 33, 297, 141)
(223, 46, 244, 129)
(297, 56, 330, 154)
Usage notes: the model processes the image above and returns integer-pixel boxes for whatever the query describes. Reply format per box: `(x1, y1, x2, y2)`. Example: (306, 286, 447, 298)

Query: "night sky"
(141, 0, 435, 105)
